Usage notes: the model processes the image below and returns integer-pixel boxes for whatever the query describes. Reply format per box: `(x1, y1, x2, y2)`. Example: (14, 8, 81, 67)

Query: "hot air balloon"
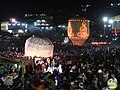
(67, 17, 90, 45)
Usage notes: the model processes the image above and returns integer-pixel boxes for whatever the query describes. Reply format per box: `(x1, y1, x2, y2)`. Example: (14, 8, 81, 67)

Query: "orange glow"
(68, 18, 90, 45)
(91, 42, 107, 45)
(25, 49, 52, 57)
(68, 22, 74, 37)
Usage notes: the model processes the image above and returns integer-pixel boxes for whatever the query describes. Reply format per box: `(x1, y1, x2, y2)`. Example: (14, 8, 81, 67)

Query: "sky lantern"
(67, 17, 90, 45)
(24, 36, 54, 58)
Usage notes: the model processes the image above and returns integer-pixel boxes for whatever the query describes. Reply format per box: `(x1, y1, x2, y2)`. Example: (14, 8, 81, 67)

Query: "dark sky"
(1, 0, 120, 20)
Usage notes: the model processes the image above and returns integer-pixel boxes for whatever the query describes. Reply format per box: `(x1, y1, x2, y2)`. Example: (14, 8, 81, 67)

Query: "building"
(106, 2, 120, 8)
(1, 14, 55, 35)
(1, 18, 28, 35)
(111, 15, 120, 35)
(24, 14, 55, 31)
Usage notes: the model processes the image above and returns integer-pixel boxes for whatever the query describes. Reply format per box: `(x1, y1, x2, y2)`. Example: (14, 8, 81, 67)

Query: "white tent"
(24, 36, 54, 58)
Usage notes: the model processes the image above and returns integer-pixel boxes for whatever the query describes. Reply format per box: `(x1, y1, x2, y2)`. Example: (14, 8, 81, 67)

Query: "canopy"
(14, 57, 32, 63)
(0, 55, 20, 64)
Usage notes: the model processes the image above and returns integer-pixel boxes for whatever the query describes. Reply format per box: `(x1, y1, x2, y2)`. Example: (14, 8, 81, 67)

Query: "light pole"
(103, 17, 108, 34)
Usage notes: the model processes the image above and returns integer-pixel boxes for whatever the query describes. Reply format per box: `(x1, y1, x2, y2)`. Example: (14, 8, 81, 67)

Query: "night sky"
(1, 0, 120, 21)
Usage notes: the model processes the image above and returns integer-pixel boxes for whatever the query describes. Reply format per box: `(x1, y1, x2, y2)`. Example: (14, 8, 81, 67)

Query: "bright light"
(86, 5, 89, 7)
(41, 23, 45, 25)
(50, 26, 53, 29)
(34, 22, 37, 26)
(8, 24, 11, 26)
(11, 18, 16, 22)
(64, 37, 69, 43)
(109, 19, 113, 24)
(104, 25, 107, 27)
(62, 25, 65, 27)
(103, 17, 108, 22)
(22, 23, 25, 26)
(18, 30, 24, 33)
(13, 34, 19, 37)
(25, 24, 28, 28)
(11, 18, 17, 23)
(17, 23, 20, 26)
(58, 25, 61, 27)
(25, 29, 27, 32)
(46, 24, 49, 26)
(111, 3, 113, 6)
(108, 25, 111, 27)
(100, 35, 103, 37)
(8, 30, 12, 33)
(41, 27, 44, 29)
(46, 27, 49, 29)
(6, 24, 8, 30)
(41, 20, 45, 22)
(106, 35, 108, 37)
(12, 24, 16, 26)
(36, 20, 41, 22)
(37, 23, 40, 26)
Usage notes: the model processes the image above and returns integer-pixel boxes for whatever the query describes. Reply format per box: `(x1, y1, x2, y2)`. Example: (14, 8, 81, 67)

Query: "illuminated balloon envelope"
(67, 18, 90, 45)
(25, 36, 54, 58)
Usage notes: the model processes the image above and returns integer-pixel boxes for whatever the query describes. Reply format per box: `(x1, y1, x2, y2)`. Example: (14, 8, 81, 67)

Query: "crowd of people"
(0, 43, 120, 90)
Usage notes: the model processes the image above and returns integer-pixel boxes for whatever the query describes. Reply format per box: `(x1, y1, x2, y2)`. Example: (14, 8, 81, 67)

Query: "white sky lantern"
(24, 36, 54, 58)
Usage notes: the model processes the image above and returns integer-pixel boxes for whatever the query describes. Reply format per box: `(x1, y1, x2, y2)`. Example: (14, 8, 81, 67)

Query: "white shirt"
(1, 77, 6, 83)
(4, 77, 13, 86)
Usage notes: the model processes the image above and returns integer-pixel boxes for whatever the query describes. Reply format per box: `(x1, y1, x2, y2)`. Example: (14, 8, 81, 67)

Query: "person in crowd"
(55, 72, 62, 90)
(107, 74, 118, 90)
(13, 76, 23, 90)
(43, 72, 52, 90)
(91, 75, 99, 90)
(5, 73, 14, 89)
(0, 66, 5, 75)
(0, 72, 8, 90)
(0, 72, 7, 84)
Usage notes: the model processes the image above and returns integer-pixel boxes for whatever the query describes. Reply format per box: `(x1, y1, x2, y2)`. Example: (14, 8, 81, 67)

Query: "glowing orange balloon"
(67, 18, 90, 45)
